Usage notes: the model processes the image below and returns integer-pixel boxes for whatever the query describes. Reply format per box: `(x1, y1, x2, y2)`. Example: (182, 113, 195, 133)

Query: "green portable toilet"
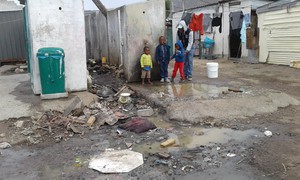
(37, 47, 68, 99)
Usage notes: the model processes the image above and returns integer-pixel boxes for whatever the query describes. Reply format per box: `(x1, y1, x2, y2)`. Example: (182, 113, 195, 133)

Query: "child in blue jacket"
(170, 41, 185, 83)
(155, 36, 171, 83)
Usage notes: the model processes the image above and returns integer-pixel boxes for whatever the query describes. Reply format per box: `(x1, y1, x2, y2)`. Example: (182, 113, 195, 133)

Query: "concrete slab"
(0, 73, 98, 121)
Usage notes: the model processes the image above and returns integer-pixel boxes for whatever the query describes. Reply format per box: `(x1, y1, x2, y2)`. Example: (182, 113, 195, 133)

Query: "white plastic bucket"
(206, 62, 219, 78)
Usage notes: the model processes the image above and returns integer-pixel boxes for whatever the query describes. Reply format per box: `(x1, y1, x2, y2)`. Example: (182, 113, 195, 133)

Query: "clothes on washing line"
(203, 14, 212, 33)
(244, 13, 251, 26)
(212, 13, 222, 33)
(181, 12, 193, 26)
(230, 11, 244, 30)
(189, 13, 204, 35)
(240, 18, 246, 43)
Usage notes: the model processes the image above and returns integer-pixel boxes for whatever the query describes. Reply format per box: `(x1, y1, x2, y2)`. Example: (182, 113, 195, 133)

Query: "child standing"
(155, 36, 171, 83)
(170, 41, 185, 83)
(140, 46, 153, 85)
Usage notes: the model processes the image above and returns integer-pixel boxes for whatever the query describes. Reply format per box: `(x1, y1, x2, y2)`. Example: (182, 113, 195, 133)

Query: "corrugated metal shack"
(257, 0, 300, 65)
(0, 1, 26, 65)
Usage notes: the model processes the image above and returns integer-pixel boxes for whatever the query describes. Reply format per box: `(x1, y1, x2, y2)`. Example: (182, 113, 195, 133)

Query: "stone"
(15, 68, 24, 73)
(156, 136, 165, 142)
(137, 108, 154, 117)
(125, 142, 133, 148)
(0, 142, 11, 149)
(63, 97, 83, 116)
(0, 133, 5, 138)
(14, 121, 24, 128)
(194, 130, 204, 136)
(21, 129, 34, 136)
(203, 157, 212, 162)
(157, 152, 171, 159)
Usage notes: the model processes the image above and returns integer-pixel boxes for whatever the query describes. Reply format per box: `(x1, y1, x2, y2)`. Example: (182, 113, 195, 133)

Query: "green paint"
(37, 47, 66, 95)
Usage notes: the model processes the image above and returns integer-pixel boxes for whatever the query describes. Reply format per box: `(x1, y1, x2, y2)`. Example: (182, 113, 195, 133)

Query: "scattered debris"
(87, 116, 96, 127)
(203, 157, 212, 162)
(264, 130, 273, 137)
(161, 139, 176, 147)
(75, 157, 84, 167)
(68, 124, 81, 134)
(14, 121, 24, 128)
(63, 97, 83, 116)
(154, 159, 169, 166)
(21, 129, 34, 136)
(97, 86, 115, 98)
(137, 108, 154, 117)
(89, 149, 144, 173)
(157, 152, 171, 159)
(181, 165, 194, 172)
(125, 142, 133, 148)
(0, 133, 5, 138)
(119, 93, 131, 104)
(118, 117, 157, 133)
(194, 130, 204, 136)
(15, 68, 24, 73)
(227, 153, 237, 158)
(0, 142, 11, 149)
(228, 88, 244, 93)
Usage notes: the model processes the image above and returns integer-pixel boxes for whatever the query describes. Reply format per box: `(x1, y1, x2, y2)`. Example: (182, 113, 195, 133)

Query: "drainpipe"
(92, 0, 107, 17)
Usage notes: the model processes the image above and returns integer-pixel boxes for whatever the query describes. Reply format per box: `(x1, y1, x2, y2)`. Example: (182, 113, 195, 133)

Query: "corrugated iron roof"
(257, 0, 300, 14)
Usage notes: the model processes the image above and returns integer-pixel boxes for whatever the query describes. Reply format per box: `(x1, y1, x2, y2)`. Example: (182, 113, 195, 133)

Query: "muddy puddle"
(150, 83, 229, 100)
(134, 116, 261, 154)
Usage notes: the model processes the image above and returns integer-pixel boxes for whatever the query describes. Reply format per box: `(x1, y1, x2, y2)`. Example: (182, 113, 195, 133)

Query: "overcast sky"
(84, 0, 146, 10)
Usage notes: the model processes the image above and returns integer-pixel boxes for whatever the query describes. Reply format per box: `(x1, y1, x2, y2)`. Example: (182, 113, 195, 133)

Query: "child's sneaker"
(170, 78, 174, 83)
(187, 77, 192, 81)
(165, 78, 170, 83)
(160, 78, 165, 83)
(179, 79, 185, 83)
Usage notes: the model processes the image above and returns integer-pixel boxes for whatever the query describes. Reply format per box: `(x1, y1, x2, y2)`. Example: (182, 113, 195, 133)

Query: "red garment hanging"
(189, 13, 204, 35)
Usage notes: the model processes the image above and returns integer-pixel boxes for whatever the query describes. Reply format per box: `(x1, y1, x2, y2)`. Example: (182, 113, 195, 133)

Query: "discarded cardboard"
(89, 149, 143, 173)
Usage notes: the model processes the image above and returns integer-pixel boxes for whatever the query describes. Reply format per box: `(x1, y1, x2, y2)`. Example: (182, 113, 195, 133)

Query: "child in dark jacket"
(155, 36, 171, 83)
(170, 41, 185, 83)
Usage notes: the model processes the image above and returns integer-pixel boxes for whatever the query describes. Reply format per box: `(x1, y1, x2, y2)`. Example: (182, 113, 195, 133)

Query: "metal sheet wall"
(0, 10, 26, 62)
(262, 4, 300, 65)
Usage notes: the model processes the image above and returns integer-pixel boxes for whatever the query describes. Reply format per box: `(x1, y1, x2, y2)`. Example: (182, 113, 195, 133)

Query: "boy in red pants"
(170, 41, 185, 83)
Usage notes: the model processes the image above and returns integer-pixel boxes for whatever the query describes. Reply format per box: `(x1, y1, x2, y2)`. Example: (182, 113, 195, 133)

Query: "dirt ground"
(0, 59, 300, 180)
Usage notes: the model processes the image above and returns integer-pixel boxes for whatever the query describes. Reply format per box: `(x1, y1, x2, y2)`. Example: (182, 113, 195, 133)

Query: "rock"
(264, 130, 272, 137)
(157, 152, 171, 159)
(168, 170, 174, 176)
(72, 108, 83, 117)
(21, 129, 34, 136)
(14, 121, 24, 128)
(0, 133, 5, 138)
(125, 142, 133, 148)
(0, 142, 11, 149)
(156, 136, 165, 142)
(87, 116, 96, 127)
(137, 108, 154, 117)
(204, 157, 212, 162)
(96, 86, 115, 98)
(135, 140, 141, 144)
(63, 97, 83, 116)
(194, 130, 204, 136)
(69, 125, 81, 134)
(182, 154, 193, 160)
(15, 68, 24, 73)
(161, 139, 176, 147)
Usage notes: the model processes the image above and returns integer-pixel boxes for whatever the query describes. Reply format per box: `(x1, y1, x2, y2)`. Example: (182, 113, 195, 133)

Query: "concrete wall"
(26, 0, 87, 94)
(124, 0, 165, 82)
(107, 0, 165, 82)
(85, 10, 108, 60)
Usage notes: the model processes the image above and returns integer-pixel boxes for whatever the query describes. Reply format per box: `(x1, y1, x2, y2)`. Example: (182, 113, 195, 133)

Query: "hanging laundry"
(203, 14, 212, 33)
(244, 14, 251, 26)
(212, 13, 222, 33)
(240, 18, 246, 43)
(229, 11, 244, 30)
(181, 12, 193, 26)
(189, 13, 204, 35)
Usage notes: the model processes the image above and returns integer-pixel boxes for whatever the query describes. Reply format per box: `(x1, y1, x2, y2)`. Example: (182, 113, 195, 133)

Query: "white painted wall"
(0, 0, 24, 11)
(27, 0, 87, 94)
